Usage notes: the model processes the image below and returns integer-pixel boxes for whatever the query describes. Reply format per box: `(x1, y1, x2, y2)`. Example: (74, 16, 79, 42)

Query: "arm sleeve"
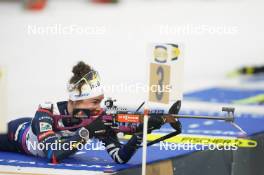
(31, 109, 86, 164)
(101, 130, 142, 164)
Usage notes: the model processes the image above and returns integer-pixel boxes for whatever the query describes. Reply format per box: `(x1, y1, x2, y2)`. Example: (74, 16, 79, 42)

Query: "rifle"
(52, 98, 246, 147)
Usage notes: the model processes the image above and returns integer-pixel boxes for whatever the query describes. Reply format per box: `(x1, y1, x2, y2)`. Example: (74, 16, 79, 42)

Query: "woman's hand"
(136, 115, 165, 133)
(85, 117, 112, 139)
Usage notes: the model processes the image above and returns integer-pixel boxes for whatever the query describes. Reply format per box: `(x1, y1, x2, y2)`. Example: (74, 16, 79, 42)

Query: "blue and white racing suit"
(0, 101, 142, 164)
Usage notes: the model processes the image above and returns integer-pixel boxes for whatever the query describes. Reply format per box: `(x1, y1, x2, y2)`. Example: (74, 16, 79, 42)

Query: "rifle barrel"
(164, 114, 234, 122)
(171, 114, 227, 120)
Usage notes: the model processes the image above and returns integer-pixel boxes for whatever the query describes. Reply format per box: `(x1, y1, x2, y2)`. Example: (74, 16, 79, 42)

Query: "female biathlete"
(0, 61, 175, 164)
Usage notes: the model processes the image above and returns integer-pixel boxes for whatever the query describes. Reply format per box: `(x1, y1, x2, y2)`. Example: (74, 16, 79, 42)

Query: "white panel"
(0, 66, 7, 133)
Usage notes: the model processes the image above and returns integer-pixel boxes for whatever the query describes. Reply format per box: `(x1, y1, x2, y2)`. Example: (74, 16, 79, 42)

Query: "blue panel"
(184, 87, 264, 105)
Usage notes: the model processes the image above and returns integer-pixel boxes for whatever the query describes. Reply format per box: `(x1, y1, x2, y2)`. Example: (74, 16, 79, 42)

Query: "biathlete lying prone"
(0, 61, 182, 164)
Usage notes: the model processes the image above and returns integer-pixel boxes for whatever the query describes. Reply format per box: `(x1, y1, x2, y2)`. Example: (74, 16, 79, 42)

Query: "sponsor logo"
(124, 134, 257, 148)
(39, 122, 52, 132)
(117, 114, 140, 123)
(38, 130, 55, 141)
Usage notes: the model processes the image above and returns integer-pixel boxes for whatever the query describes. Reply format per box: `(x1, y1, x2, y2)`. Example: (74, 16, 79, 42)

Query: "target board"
(148, 43, 183, 104)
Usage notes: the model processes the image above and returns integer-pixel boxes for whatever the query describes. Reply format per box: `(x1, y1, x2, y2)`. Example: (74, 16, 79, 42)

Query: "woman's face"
(67, 95, 104, 115)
